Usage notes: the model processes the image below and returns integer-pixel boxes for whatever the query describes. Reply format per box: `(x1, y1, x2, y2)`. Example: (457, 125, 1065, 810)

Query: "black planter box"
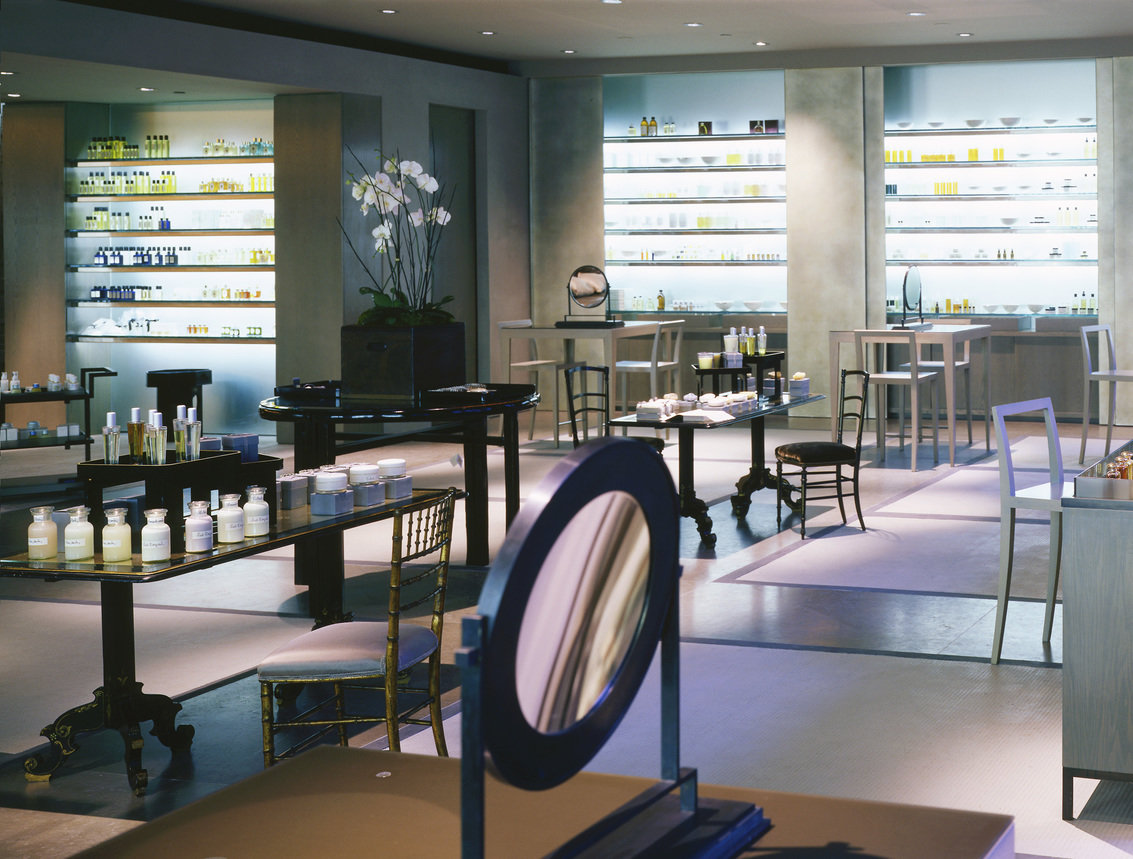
(340, 322, 465, 399)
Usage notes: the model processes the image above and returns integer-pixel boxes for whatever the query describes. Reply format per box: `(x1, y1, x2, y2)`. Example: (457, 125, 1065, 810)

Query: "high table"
(259, 384, 538, 567)
(76, 745, 1014, 858)
(829, 324, 992, 465)
(611, 393, 824, 547)
(497, 320, 679, 379)
(0, 490, 449, 795)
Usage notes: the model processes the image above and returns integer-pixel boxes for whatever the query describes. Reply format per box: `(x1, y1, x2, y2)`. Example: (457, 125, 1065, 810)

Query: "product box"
(222, 432, 259, 463)
(352, 482, 387, 507)
(789, 378, 811, 397)
(199, 436, 223, 451)
(278, 474, 310, 509)
(310, 489, 353, 516)
(381, 475, 413, 499)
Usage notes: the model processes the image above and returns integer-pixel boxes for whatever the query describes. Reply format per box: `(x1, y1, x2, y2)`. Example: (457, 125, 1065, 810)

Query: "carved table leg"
(731, 416, 802, 517)
(678, 427, 717, 547)
(24, 688, 108, 783)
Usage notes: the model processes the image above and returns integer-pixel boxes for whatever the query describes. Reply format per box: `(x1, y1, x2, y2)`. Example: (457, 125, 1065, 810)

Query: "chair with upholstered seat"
(1078, 323, 1133, 464)
(990, 398, 1073, 665)
(775, 369, 869, 539)
(614, 320, 685, 416)
(257, 488, 458, 765)
(855, 329, 939, 472)
(500, 319, 579, 447)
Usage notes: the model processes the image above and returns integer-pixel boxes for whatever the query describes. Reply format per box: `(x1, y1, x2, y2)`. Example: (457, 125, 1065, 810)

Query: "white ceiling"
(2, 0, 1131, 104)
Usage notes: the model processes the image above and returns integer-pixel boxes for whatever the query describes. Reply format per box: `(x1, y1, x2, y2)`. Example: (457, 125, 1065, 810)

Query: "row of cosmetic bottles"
(103, 405, 201, 465)
(27, 489, 271, 564)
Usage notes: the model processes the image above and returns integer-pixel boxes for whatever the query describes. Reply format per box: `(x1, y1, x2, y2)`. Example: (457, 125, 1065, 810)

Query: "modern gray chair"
(1078, 323, 1133, 464)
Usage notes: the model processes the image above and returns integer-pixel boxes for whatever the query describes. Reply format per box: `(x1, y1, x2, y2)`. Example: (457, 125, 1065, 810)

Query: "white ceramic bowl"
(1000, 217, 1019, 226)
(983, 304, 1000, 313)
(1015, 185, 1032, 192)
(991, 185, 1008, 193)
(715, 300, 734, 311)
(1046, 151, 1061, 158)
(1078, 117, 1095, 125)
(999, 116, 1021, 126)
(676, 156, 696, 165)
(965, 119, 984, 128)
(896, 121, 912, 128)
(1016, 152, 1032, 159)
(743, 300, 763, 311)
(656, 155, 675, 164)
(1043, 118, 1059, 125)
(926, 120, 944, 127)
(701, 155, 721, 165)
(1027, 304, 1046, 313)
(1001, 304, 1019, 313)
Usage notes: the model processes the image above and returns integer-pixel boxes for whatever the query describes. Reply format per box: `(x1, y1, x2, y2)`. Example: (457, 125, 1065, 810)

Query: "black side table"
(693, 350, 785, 397)
(146, 368, 212, 424)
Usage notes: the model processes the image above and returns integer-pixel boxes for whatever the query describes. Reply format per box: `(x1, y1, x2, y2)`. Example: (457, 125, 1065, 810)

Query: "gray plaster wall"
(784, 68, 875, 419)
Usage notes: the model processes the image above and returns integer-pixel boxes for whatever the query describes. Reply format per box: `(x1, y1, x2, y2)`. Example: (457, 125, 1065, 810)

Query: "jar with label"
(64, 506, 95, 561)
(27, 505, 58, 560)
(216, 493, 245, 543)
(243, 486, 270, 537)
(184, 500, 214, 553)
(141, 508, 171, 562)
(101, 507, 132, 563)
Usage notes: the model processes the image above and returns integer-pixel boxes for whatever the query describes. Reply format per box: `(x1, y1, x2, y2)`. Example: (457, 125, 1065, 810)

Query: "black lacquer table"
(259, 383, 538, 567)
(611, 393, 824, 547)
(0, 489, 447, 795)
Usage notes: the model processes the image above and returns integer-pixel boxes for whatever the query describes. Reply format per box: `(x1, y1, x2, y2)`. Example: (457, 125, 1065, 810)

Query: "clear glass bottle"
(64, 506, 95, 561)
(184, 500, 214, 553)
(27, 505, 58, 560)
(101, 507, 133, 563)
(141, 508, 171, 562)
(757, 325, 768, 356)
(216, 494, 245, 543)
(243, 486, 271, 536)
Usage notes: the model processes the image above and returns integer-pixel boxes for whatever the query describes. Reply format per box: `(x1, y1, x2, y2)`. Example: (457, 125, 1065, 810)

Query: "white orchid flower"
(432, 206, 452, 225)
(372, 222, 392, 252)
(409, 208, 425, 227)
(382, 157, 398, 174)
(414, 173, 439, 193)
(399, 160, 423, 178)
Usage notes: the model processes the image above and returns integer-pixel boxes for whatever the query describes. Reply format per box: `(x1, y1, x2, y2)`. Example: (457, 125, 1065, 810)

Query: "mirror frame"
(567, 264, 610, 311)
(901, 265, 923, 327)
(475, 437, 679, 790)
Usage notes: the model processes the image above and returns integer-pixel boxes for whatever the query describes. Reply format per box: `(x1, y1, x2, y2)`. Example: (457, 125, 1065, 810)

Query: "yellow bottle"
(657, 289, 666, 311)
(640, 116, 649, 136)
(649, 116, 658, 136)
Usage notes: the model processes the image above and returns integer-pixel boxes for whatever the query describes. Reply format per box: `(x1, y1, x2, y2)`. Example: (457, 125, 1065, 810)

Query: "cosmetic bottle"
(141, 509, 171, 562)
(216, 494, 245, 543)
(27, 506, 58, 560)
(146, 412, 168, 465)
(127, 407, 146, 462)
(243, 486, 270, 536)
(184, 500, 214, 553)
(101, 507, 133, 563)
(64, 506, 95, 561)
(757, 325, 768, 356)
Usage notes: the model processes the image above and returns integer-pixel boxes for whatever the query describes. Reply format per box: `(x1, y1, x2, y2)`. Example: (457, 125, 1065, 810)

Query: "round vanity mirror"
(476, 437, 679, 790)
(568, 265, 610, 310)
(516, 490, 649, 733)
(902, 265, 922, 312)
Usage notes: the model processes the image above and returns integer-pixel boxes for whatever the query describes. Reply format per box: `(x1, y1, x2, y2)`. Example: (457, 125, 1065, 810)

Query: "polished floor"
(1, 414, 1131, 857)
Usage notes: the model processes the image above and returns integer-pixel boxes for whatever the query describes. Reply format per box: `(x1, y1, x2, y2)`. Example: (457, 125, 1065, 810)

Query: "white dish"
(983, 304, 1000, 313)
(1027, 304, 1046, 313)
(1046, 151, 1061, 158)
(1042, 118, 1059, 125)
(896, 121, 912, 128)
(676, 156, 696, 165)
(743, 300, 763, 311)
(1015, 185, 1032, 191)
(991, 185, 1008, 193)
(1078, 117, 1095, 124)
(999, 116, 1021, 126)
(701, 155, 721, 165)
(926, 120, 944, 127)
(656, 156, 675, 164)
(964, 119, 984, 128)
(1001, 304, 1019, 313)
(1000, 217, 1018, 226)
(715, 300, 734, 311)
(1015, 152, 1031, 159)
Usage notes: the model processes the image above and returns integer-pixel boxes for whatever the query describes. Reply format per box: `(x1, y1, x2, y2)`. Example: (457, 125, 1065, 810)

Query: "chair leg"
(851, 467, 866, 531)
(1105, 380, 1117, 459)
(427, 652, 448, 757)
(551, 367, 561, 448)
(260, 680, 276, 768)
(526, 370, 538, 440)
(1079, 378, 1091, 464)
(875, 385, 887, 464)
(1043, 511, 1063, 643)
(385, 673, 400, 753)
(775, 461, 783, 531)
(909, 384, 918, 472)
(334, 681, 348, 746)
(991, 507, 1017, 664)
(964, 367, 973, 445)
(799, 469, 809, 539)
(931, 379, 939, 464)
(834, 466, 847, 524)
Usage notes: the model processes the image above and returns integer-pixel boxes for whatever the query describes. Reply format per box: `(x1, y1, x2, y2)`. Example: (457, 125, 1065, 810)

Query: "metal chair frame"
(500, 319, 580, 447)
(563, 364, 611, 447)
(614, 320, 685, 415)
(1078, 323, 1133, 464)
(775, 369, 869, 538)
(258, 489, 457, 765)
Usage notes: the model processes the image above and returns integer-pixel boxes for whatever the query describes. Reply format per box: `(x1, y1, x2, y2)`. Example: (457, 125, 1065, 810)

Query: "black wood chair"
(774, 369, 869, 539)
(564, 365, 664, 453)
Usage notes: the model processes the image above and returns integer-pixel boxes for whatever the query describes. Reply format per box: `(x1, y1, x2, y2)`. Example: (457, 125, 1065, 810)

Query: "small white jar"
(184, 500, 214, 553)
(216, 493, 245, 543)
(64, 506, 95, 561)
(101, 507, 133, 563)
(141, 508, 171, 563)
(243, 486, 270, 536)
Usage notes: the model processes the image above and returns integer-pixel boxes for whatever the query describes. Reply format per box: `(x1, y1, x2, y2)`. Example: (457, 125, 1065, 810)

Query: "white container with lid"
(216, 493, 245, 543)
(243, 486, 270, 537)
(184, 500, 214, 552)
(311, 470, 353, 515)
(377, 458, 407, 478)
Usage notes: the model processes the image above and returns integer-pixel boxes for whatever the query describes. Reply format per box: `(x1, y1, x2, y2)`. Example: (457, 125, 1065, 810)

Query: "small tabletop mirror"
(556, 265, 623, 328)
(900, 265, 923, 328)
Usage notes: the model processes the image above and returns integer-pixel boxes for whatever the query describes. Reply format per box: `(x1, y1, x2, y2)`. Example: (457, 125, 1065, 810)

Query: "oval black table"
(260, 383, 539, 567)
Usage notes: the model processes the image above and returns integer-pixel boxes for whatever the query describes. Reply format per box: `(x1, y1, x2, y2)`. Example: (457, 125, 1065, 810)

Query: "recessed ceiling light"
(754, 41, 768, 47)
(601, 0, 622, 4)
(907, 11, 927, 16)
(381, 9, 396, 13)
(0, 71, 15, 76)
(138, 87, 155, 92)
(562, 49, 576, 54)
(685, 22, 703, 28)
(6, 93, 21, 98)
(957, 32, 973, 37)
(481, 30, 495, 35)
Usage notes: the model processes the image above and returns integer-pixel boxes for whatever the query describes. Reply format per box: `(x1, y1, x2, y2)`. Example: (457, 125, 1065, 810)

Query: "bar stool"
(499, 320, 578, 447)
(146, 369, 212, 424)
(1078, 323, 1133, 464)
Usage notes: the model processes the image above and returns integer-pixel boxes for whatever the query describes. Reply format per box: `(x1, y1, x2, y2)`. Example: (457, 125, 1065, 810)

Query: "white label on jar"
(142, 535, 168, 551)
(65, 537, 86, 548)
(246, 512, 269, 528)
(28, 537, 48, 546)
(103, 538, 122, 548)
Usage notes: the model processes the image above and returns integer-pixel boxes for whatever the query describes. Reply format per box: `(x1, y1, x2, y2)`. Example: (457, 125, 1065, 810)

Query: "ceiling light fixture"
(685, 22, 703, 28)
(957, 32, 973, 37)
(601, 0, 622, 4)
(139, 87, 155, 92)
(754, 41, 768, 47)
(907, 11, 927, 16)
(562, 49, 576, 54)
(481, 30, 495, 35)
(6, 93, 21, 98)
(381, 9, 396, 14)
(0, 71, 15, 76)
